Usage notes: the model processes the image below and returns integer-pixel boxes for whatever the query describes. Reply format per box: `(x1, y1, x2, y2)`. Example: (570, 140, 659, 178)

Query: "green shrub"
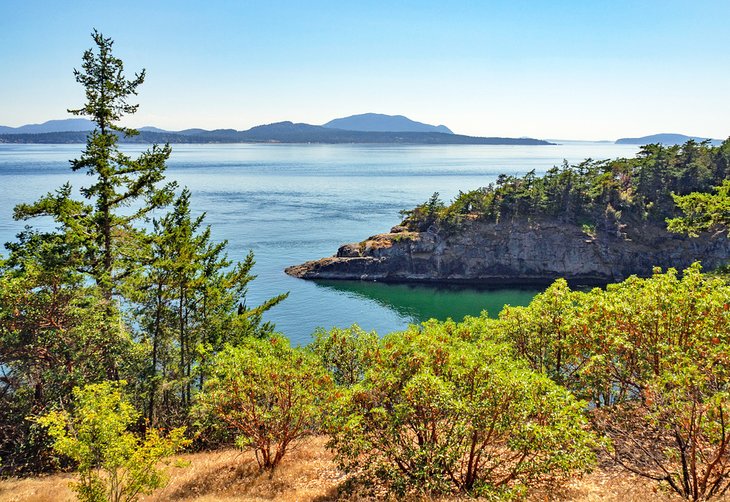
(35, 381, 188, 502)
(497, 264, 730, 405)
(196, 336, 333, 470)
(327, 319, 597, 498)
(594, 353, 730, 500)
(495, 264, 730, 499)
(496, 278, 577, 386)
(309, 324, 378, 387)
(581, 222, 597, 236)
(390, 232, 418, 243)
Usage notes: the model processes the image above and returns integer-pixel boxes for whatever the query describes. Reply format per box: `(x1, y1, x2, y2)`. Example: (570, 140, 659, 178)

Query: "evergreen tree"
(13, 30, 176, 299)
(667, 179, 730, 237)
(11, 30, 176, 381)
(131, 189, 288, 425)
(1, 29, 288, 473)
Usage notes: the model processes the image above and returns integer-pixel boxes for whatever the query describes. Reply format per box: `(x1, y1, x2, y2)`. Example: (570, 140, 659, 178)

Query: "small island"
(615, 132, 723, 146)
(287, 140, 730, 285)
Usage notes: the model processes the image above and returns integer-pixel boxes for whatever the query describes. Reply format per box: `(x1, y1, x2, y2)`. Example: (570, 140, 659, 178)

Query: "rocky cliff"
(285, 219, 730, 286)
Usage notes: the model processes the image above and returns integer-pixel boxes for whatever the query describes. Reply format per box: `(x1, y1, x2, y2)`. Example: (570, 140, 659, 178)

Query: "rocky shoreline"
(285, 219, 730, 286)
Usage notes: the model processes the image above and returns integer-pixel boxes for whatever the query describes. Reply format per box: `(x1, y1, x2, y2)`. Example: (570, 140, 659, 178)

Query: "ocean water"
(0, 142, 640, 345)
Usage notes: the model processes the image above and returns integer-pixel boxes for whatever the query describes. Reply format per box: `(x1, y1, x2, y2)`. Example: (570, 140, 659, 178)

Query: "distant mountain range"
(0, 117, 552, 146)
(322, 113, 453, 134)
(6, 118, 722, 147)
(615, 133, 723, 146)
(0, 118, 96, 135)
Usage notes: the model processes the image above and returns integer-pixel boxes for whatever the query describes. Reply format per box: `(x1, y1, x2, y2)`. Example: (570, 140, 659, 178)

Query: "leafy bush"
(196, 336, 333, 470)
(309, 324, 378, 387)
(496, 278, 577, 386)
(496, 264, 730, 499)
(497, 264, 730, 404)
(594, 354, 730, 500)
(35, 381, 188, 502)
(327, 319, 597, 498)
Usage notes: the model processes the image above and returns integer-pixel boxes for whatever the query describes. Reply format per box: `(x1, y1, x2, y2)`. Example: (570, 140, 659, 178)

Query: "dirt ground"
(0, 437, 706, 501)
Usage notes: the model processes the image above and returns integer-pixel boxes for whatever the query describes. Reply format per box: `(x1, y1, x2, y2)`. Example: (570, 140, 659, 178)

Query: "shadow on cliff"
(313, 280, 539, 323)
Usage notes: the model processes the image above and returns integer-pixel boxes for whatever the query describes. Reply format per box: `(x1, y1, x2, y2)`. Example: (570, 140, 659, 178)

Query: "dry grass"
(528, 464, 683, 502)
(0, 473, 76, 502)
(149, 437, 344, 502)
(0, 437, 345, 502)
(1, 437, 724, 501)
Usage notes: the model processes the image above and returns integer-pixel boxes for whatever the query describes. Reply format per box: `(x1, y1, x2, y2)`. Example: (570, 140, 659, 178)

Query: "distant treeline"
(0, 122, 552, 145)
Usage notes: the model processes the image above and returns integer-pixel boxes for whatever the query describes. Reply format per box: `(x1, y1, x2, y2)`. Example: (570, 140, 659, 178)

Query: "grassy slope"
(0, 437, 687, 501)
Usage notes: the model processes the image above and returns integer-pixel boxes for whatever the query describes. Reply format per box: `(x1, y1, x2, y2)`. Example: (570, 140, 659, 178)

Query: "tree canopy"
(403, 139, 730, 240)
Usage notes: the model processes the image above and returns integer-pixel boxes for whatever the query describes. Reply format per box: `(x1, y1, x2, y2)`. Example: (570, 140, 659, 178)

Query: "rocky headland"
(287, 138, 730, 286)
(285, 219, 730, 286)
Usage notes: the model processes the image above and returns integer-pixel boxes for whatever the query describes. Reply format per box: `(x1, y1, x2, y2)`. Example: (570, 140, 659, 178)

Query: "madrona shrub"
(327, 319, 597, 498)
(497, 264, 730, 500)
(196, 336, 333, 470)
(309, 324, 378, 387)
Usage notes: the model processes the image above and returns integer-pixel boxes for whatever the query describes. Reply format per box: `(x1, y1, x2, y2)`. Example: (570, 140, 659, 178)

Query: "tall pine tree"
(12, 31, 176, 379)
(1, 30, 288, 469)
(14, 30, 176, 300)
(130, 189, 287, 424)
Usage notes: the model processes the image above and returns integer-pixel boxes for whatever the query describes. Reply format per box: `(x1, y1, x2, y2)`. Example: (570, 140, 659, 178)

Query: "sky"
(1, 0, 729, 140)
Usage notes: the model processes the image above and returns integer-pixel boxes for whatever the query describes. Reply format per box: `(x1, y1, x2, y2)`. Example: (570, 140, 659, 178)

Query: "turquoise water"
(0, 142, 639, 345)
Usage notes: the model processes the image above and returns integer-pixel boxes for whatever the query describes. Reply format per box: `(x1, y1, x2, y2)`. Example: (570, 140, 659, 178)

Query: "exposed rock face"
(284, 219, 730, 286)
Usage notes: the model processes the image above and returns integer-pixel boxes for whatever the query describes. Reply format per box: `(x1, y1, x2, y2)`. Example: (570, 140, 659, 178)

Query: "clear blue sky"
(1, 0, 729, 140)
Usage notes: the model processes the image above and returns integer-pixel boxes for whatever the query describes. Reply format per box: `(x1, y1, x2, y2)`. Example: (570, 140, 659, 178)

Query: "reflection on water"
(314, 280, 539, 324)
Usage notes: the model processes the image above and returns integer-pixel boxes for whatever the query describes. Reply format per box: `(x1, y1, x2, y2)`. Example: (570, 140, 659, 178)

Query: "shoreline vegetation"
(3, 31, 730, 502)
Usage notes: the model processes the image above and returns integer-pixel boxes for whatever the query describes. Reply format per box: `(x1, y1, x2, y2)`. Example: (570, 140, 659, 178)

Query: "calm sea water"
(0, 142, 640, 345)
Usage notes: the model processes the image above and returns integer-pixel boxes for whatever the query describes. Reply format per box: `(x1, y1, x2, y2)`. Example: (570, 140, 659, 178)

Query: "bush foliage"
(35, 381, 189, 502)
(326, 320, 597, 497)
(495, 264, 730, 499)
(195, 337, 333, 470)
(308, 324, 378, 387)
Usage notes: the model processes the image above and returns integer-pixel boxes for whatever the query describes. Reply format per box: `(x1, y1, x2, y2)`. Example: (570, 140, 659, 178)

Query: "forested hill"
(403, 138, 730, 233)
(0, 122, 552, 145)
